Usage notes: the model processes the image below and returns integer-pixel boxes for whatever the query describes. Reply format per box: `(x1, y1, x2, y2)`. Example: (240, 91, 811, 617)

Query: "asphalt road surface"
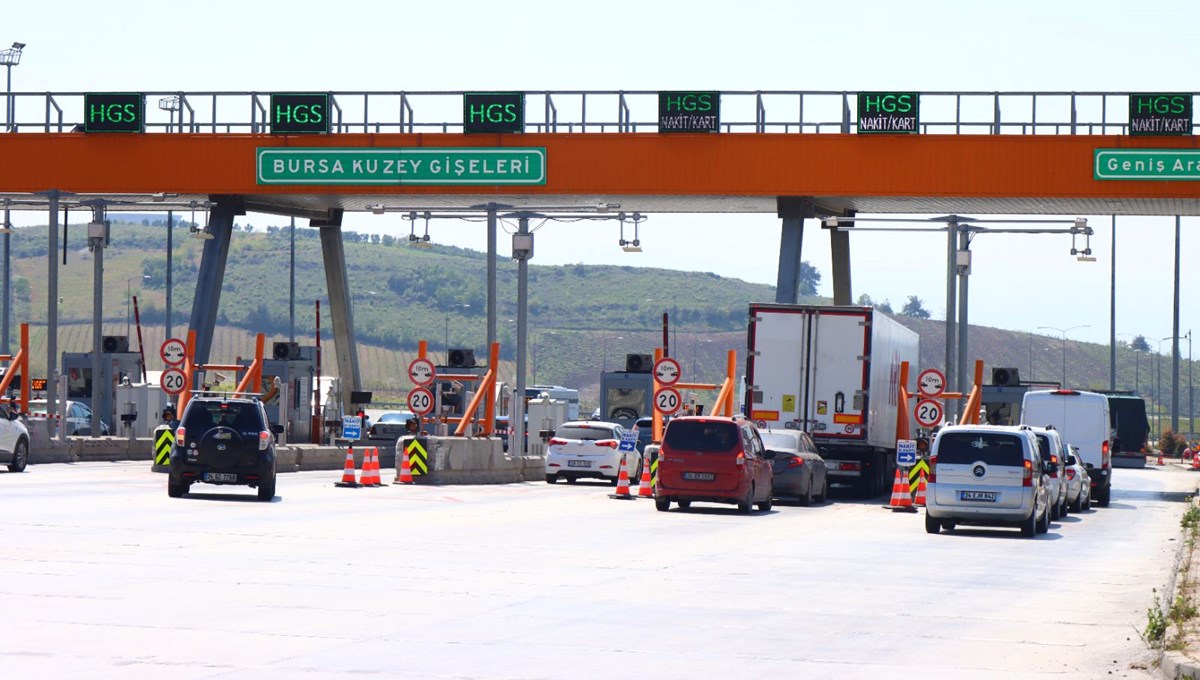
(0, 462, 1194, 679)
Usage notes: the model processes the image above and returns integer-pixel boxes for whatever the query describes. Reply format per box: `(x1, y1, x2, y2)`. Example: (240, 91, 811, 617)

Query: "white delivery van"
(1020, 389, 1112, 507)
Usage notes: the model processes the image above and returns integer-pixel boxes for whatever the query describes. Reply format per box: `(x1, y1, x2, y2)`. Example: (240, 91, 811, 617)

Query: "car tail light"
(1102, 440, 1110, 455)
(787, 456, 805, 468)
(1066, 468, 1076, 480)
(736, 451, 745, 466)
(594, 439, 619, 449)
(929, 454, 937, 483)
(259, 431, 271, 450)
(175, 426, 186, 447)
(549, 438, 568, 446)
(1022, 459, 1033, 487)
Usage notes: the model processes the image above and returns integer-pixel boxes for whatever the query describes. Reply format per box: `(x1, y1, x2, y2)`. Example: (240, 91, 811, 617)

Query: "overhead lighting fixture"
(823, 216, 840, 228)
(370, 204, 386, 215)
(1074, 217, 1088, 229)
(190, 202, 214, 240)
(618, 212, 644, 252)
(1076, 255, 1097, 263)
(408, 211, 432, 247)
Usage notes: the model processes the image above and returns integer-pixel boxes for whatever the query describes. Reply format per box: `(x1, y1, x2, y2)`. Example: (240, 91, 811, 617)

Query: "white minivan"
(1021, 389, 1112, 507)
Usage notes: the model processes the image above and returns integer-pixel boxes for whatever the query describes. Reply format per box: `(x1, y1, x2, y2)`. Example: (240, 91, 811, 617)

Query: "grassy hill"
(5, 219, 1194, 420)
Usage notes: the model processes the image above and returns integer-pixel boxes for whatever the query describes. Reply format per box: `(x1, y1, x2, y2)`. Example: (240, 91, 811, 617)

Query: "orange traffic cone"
(371, 447, 388, 486)
(637, 455, 653, 498)
(609, 455, 633, 499)
(912, 471, 927, 507)
(1158, 452, 1166, 466)
(362, 448, 381, 487)
(396, 446, 414, 484)
(335, 448, 359, 488)
(887, 468, 916, 512)
(1192, 454, 1200, 471)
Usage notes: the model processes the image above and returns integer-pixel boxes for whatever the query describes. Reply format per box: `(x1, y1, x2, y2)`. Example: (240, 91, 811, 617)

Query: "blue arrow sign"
(618, 430, 638, 452)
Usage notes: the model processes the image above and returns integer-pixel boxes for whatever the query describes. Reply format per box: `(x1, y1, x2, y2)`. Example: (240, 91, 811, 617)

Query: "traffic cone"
(887, 468, 916, 512)
(362, 448, 381, 487)
(1158, 451, 1166, 466)
(912, 470, 927, 507)
(334, 448, 359, 488)
(1192, 454, 1200, 471)
(609, 455, 633, 499)
(638, 455, 653, 498)
(396, 445, 414, 484)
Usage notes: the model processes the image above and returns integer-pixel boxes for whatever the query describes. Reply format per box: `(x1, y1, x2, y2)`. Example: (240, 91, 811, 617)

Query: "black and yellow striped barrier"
(405, 438, 429, 476)
(154, 426, 174, 466)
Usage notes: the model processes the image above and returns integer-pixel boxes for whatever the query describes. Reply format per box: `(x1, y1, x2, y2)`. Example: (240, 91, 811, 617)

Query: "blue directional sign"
(342, 415, 362, 440)
(618, 430, 638, 453)
(896, 439, 917, 467)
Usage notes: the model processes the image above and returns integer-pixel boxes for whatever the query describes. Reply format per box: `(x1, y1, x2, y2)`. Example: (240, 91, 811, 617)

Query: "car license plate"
(683, 472, 715, 481)
(960, 490, 997, 502)
(567, 460, 591, 468)
(205, 472, 238, 482)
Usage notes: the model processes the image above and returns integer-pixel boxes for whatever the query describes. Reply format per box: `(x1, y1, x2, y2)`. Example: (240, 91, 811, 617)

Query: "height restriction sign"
(653, 357, 681, 385)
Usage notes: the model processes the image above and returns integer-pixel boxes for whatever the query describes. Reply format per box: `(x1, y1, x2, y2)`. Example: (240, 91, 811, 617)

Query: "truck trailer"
(745, 304, 920, 497)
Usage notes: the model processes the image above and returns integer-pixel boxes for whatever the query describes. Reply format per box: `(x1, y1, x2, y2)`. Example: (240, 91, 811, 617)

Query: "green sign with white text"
(1094, 149, 1200, 180)
(256, 148, 547, 185)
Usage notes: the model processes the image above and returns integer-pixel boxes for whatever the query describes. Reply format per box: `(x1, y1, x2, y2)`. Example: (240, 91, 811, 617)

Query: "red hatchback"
(655, 416, 774, 513)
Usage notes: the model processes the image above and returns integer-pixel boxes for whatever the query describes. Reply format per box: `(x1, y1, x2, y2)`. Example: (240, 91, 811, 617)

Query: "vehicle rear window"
(556, 425, 617, 441)
(664, 421, 739, 453)
(183, 402, 263, 432)
(1034, 434, 1052, 462)
(760, 432, 799, 452)
(936, 432, 1026, 466)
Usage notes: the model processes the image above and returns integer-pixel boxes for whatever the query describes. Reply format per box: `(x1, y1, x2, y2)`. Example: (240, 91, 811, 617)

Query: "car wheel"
(943, 521, 957, 531)
(7, 439, 28, 472)
(758, 484, 773, 512)
(257, 476, 276, 502)
(1083, 490, 1091, 510)
(566, 476, 577, 484)
(167, 477, 188, 498)
(655, 496, 670, 512)
(678, 500, 691, 510)
(1060, 498, 1069, 517)
(1097, 486, 1110, 507)
(799, 478, 813, 506)
(1049, 498, 1060, 521)
(1021, 507, 1037, 537)
(814, 474, 828, 504)
(924, 512, 941, 534)
(738, 484, 754, 514)
(545, 474, 557, 484)
(1036, 505, 1050, 534)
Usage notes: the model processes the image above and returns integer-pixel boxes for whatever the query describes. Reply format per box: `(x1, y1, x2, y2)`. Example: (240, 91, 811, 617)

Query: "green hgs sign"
(857, 92, 920, 134)
(1128, 93, 1192, 136)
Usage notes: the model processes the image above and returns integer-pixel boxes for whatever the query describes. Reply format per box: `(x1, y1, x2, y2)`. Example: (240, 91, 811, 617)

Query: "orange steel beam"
(725, 350, 736, 416)
(0, 324, 30, 412)
(673, 382, 718, 390)
(483, 342, 498, 437)
(896, 361, 912, 442)
(2, 134, 1200, 204)
(957, 360, 986, 426)
(652, 347, 664, 445)
(178, 330, 197, 414)
(234, 333, 266, 396)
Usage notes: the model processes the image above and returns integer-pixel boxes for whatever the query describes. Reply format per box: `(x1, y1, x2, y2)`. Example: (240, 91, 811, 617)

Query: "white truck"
(745, 304, 920, 497)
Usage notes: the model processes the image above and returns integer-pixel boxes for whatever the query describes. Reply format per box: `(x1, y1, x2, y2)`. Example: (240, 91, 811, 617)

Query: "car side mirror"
(763, 450, 777, 460)
(7, 410, 19, 421)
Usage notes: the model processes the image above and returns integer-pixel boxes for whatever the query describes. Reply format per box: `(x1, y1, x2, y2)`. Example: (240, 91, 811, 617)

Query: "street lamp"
(126, 274, 149, 337)
(1038, 325, 1090, 387)
(1117, 333, 1143, 393)
(1, 42, 25, 132)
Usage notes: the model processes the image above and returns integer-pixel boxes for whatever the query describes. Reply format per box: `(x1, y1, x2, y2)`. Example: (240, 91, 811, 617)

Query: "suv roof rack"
(188, 389, 262, 400)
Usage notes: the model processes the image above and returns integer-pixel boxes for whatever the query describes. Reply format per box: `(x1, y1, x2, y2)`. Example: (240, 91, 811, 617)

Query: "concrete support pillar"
(315, 209, 362, 415)
(775, 197, 814, 304)
(187, 196, 242, 365)
(830, 209, 854, 305)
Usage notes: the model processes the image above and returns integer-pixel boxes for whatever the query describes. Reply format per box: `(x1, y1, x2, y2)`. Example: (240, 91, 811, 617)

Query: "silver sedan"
(761, 428, 828, 505)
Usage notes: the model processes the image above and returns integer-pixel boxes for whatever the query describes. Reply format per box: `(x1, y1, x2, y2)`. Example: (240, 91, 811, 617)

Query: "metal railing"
(1, 90, 1191, 136)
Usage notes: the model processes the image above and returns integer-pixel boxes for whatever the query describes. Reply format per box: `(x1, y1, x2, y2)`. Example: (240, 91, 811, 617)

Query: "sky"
(4, 0, 1200, 349)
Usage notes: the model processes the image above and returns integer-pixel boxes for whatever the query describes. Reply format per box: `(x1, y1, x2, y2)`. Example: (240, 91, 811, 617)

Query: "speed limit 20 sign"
(407, 387, 434, 416)
(914, 399, 944, 428)
(160, 367, 186, 396)
(654, 386, 682, 415)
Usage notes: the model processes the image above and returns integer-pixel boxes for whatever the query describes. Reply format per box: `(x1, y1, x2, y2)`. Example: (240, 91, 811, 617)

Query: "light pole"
(1155, 337, 1170, 440)
(1038, 325, 1090, 387)
(126, 275, 149, 338)
(1117, 333, 1142, 393)
(1163, 333, 1190, 435)
(1, 42, 25, 132)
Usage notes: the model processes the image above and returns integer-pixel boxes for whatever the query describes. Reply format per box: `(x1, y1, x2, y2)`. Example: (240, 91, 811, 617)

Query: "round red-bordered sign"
(160, 338, 186, 366)
(407, 387, 434, 415)
(917, 368, 946, 398)
(408, 358, 436, 387)
(914, 398, 944, 428)
(653, 357, 682, 386)
(653, 386, 682, 415)
(160, 367, 186, 396)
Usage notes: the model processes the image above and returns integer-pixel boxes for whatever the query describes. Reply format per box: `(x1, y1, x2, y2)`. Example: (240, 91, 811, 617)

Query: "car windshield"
(664, 420, 739, 453)
(936, 432, 1025, 466)
(183, 401, 262, 432)
(556, 425, 618, 441)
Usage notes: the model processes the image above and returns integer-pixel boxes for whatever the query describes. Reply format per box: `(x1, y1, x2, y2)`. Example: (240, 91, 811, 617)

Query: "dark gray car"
(760, 428, 828, 505)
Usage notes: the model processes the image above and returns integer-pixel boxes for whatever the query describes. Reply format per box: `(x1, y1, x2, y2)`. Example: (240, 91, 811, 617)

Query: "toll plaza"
(3, 89, 1200, 473)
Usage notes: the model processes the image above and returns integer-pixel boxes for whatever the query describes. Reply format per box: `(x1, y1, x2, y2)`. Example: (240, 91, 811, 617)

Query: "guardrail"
(2, 90, 1190, 136)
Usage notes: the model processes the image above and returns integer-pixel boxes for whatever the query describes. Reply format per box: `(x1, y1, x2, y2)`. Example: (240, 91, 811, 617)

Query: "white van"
(1020, 389, 1112, 507)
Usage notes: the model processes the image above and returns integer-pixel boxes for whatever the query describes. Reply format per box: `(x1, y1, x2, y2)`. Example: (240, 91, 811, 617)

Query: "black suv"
(168, 395, 281, 501)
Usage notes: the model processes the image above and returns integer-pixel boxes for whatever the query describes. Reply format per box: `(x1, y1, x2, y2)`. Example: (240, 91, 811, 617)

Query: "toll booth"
(527, 396, 569, 456)
(432, 365, 484, 435)
(238, 343, 318, 443)
(599, 370, 654, 429)
(62, 348, 144, 429)
(115, 383, 173, 438)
